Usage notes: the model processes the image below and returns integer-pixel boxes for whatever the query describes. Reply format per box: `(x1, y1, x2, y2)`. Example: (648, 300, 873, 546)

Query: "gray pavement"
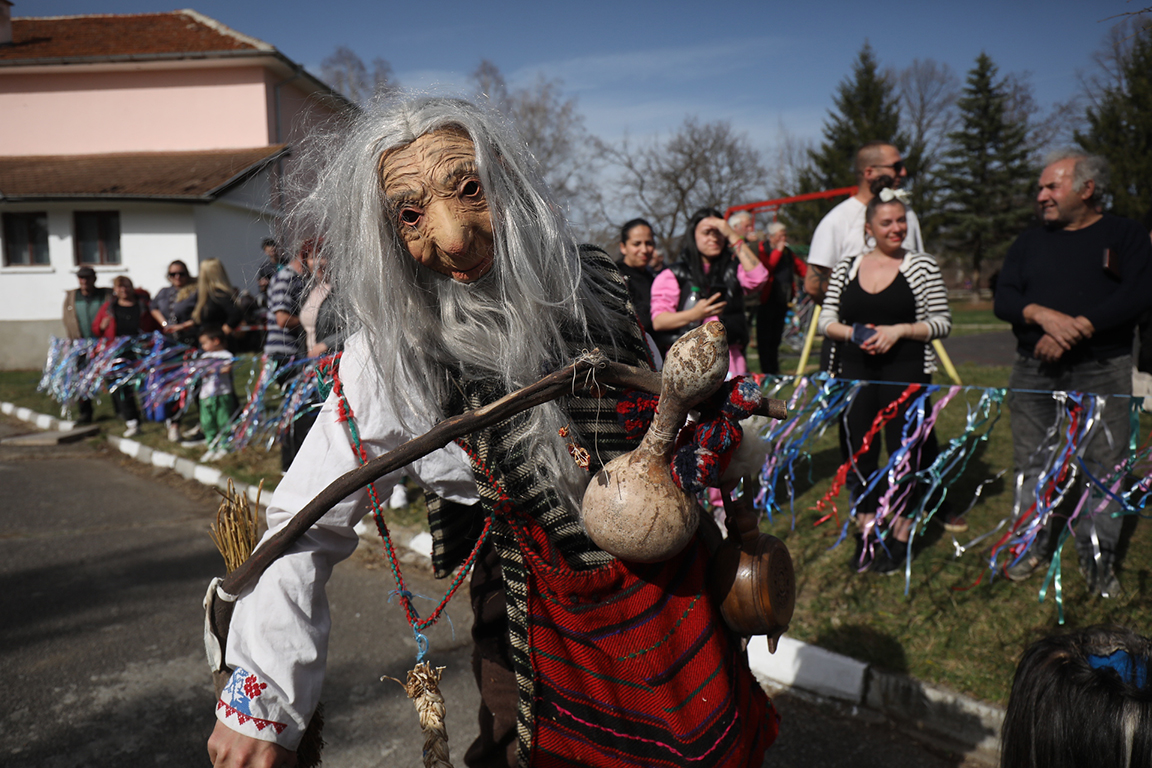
(0, 416, 478, 768)
(939, 331, 1017, 367)
(0, 414, 989, 767)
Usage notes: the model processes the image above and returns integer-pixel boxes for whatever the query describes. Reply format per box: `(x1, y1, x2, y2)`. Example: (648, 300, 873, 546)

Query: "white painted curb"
(747, 634, 868, 702)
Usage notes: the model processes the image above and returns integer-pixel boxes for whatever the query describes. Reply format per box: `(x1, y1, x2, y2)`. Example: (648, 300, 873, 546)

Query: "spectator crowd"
(58, 136, 1152, 601)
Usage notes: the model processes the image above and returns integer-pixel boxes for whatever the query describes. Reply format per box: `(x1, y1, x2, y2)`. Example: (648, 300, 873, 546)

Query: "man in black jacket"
(995, 150, 1152, 597)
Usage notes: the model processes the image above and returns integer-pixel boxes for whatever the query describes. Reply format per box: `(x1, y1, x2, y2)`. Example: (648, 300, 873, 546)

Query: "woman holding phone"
(818, 191, 951, 574)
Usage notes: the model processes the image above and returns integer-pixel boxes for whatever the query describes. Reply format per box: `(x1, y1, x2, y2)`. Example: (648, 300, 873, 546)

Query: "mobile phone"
(1103, 247, 1119, 278)
(851, 323, 877, 346)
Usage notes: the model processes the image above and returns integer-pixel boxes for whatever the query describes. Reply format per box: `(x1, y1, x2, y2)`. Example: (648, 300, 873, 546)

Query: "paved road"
(0, 415, 987, 767)
(940, 331, 1017, 367)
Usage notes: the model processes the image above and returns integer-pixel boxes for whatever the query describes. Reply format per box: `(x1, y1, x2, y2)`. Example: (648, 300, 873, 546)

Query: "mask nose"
(424, 199, 470, 257)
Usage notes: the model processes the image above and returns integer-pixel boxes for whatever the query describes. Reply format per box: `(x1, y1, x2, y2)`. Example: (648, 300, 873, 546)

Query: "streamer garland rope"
(37, 337, 1152, 618)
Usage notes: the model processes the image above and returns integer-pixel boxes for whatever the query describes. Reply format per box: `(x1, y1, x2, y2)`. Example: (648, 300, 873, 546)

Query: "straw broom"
(209, 479, 326, 768)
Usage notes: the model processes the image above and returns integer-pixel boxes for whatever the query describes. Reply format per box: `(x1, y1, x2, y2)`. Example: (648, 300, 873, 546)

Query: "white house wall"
(0, 201, 198, 322)
(194, 184, 275, 297)
(0, 201, 198, 368)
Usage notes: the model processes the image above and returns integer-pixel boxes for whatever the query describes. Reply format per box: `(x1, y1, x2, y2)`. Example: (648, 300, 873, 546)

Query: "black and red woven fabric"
(617, 376, 763, 493)
(510, 508, 778, 766)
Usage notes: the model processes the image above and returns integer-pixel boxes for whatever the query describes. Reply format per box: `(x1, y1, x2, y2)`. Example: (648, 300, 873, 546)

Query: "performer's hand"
(1033, 334, 1065, 362)
(208, 721, 296, 768)
(861, 324, 901, 355)
(307, 342, 329, 357)
(99, 315, 111, 332)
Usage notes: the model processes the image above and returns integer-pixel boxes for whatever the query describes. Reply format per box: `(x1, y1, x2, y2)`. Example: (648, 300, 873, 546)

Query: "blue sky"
(23, 1, 1133, 154)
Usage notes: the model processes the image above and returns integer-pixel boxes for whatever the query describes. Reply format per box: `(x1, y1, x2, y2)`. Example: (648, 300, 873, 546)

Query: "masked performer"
(208, 97, 777, 768)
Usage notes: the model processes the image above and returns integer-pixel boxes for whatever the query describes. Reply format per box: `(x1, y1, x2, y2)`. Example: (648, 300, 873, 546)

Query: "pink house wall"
(0, 65, 274, 155)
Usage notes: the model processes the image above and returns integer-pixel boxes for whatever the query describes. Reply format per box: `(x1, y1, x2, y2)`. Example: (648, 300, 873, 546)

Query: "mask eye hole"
(399, 208, 422, 226)
(460, 179, 482, 199)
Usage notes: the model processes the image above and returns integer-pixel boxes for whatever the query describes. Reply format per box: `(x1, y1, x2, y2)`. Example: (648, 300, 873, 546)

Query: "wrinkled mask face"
(379, 129, 495, 283)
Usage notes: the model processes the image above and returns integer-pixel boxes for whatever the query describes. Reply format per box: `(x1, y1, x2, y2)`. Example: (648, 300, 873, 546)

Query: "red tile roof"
(0, 10, 272, 62)
(0, 146, 288, 201)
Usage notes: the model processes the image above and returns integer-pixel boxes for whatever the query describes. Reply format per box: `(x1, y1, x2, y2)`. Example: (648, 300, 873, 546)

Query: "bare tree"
(890, 59, 960, 244)
(1052, 16, 1148, 144)
(371, 57, 398, 97)
(469, 60, 594, 222)
(893, 59, 960, 173)
(321, 46, 398, 105)
(594, 117, 767, 256)
(764, 122, 815, 200)
(321, 46, 369, 104)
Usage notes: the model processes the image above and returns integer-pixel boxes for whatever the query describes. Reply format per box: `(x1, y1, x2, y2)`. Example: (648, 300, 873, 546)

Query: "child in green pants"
(198, 326, 238, 462)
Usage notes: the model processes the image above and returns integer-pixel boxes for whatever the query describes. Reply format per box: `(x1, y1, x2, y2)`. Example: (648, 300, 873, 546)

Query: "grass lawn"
(9, 326, 1149, 709)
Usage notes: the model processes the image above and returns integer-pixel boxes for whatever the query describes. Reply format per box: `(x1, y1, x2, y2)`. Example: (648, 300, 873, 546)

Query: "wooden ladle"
(580, 321, 729, 563)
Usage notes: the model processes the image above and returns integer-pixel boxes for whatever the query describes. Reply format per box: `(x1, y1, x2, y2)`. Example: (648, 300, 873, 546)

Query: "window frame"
(73, 210, 122, 266)
(2, 211, 51, 267)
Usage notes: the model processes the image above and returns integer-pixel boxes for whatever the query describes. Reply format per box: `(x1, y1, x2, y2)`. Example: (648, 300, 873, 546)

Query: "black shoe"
(847, 533, 873, 572)
(870, 539, 908, 575)
(1081, 552, 1122, 598)
(1096, 565, 1121, 599)
(1004, 553, 1048, 583)
(942, 510, 968, 533)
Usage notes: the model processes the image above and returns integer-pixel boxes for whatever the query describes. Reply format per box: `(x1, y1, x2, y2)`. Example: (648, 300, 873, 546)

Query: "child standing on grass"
(197, 326, 237, 462)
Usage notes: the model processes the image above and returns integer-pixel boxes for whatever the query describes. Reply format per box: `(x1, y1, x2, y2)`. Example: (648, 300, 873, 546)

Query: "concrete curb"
(3, 398, 1004, 762)
(747, 636, 1003, 763)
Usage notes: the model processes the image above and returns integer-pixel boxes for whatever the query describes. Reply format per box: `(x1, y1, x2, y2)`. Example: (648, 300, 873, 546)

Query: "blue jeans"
(1007, 353, 1132, 561)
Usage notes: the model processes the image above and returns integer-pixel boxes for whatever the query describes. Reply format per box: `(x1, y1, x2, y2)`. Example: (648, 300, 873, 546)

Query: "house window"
(74, 211, 121, 265)
(3, 212, 50, 266)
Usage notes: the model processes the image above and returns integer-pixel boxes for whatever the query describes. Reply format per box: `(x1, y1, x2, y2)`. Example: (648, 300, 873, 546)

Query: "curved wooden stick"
(217, 353, 787, 600)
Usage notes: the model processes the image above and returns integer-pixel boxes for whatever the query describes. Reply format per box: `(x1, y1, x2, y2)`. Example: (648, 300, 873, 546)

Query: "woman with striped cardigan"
(817, 192, 951, 574)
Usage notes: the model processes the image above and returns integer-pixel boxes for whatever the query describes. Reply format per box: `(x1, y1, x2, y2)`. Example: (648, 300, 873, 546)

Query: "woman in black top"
(92, 276, 160, 437)
(617, 218, 657, 337)
(191, 259, 244, 345)
(818, 195, 951, 574)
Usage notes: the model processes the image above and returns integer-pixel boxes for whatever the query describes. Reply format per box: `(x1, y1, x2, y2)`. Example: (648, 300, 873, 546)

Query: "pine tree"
(783, 42, 910, 241)
(1076, 23, 1152, 225)
(937, 53, 1034, 281)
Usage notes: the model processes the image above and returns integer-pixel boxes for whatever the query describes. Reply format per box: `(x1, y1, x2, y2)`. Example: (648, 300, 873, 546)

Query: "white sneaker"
(180, 438, 207, 448)
(201, 449, 221, 462)
(166, 420, 180, 442)
(122, 420, 140, 438)
(389, 484, 408, 509)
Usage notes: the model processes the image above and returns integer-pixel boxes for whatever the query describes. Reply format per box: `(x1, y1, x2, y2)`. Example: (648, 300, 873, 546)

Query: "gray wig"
(289, 96, 622, 507)
(727, 210, 753, 230)
(1044, 149, 1110, 206)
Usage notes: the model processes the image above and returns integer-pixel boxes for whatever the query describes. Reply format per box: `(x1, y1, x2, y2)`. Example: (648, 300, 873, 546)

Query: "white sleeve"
(903, 209, 924, 254)
(216, 333, 478, 748)
(807, 211, 841, 270)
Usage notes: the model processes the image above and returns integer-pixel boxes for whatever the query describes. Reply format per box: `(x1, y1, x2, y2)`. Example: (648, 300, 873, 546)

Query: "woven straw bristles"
(210, 479, 262, 573)
(385, 662, 453, 768)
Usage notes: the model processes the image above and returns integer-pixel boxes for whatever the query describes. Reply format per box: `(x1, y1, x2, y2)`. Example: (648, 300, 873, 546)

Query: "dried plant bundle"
(385, 662, 453, 767)
(210, 479, 262, 573)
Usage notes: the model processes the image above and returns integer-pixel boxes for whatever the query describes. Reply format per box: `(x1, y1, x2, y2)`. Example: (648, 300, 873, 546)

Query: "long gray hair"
(288, 96, 621, 507)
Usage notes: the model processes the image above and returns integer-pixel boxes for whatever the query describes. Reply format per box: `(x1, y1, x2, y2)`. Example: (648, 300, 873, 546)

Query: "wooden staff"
(209, 352, 787, 643)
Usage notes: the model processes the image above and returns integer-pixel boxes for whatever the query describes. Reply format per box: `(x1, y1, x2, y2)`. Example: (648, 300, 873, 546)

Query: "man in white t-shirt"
(803, 141, 923, 304)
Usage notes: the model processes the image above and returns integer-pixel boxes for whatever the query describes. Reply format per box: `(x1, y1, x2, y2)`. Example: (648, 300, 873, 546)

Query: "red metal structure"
(725, 186, 857, 222)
